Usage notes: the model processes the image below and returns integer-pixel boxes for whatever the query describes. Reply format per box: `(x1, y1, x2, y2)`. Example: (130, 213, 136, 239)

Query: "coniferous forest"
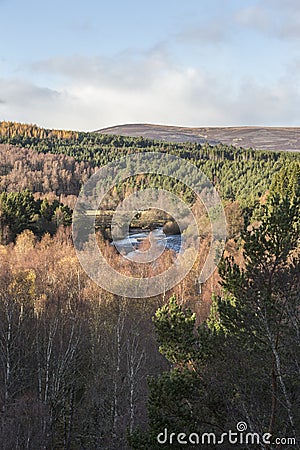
(0, 121, 299, 449)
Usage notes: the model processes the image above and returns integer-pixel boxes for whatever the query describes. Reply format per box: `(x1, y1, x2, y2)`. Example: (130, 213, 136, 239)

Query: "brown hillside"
(97, 123, 300, 152)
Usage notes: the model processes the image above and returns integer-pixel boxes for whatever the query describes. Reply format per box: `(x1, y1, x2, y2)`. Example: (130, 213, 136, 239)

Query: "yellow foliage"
(9, 269, 36, 306)
(0, 120, 78, 140)
(0, 245, 7, 256)
(15, 229, 35, 254)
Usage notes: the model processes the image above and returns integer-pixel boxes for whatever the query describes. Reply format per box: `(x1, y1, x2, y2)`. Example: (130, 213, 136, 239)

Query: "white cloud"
(0, 78, 79, 128)
(234, 78, 300, 124)
(235, 1, 300, 40)
(1, 51, 300, 130)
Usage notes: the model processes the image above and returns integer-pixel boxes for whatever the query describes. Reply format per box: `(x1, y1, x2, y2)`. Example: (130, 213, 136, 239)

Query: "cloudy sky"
(1, 0, 300, 130)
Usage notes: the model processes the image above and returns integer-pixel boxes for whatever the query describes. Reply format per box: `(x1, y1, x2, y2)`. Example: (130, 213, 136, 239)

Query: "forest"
(0, 121, 299, 449)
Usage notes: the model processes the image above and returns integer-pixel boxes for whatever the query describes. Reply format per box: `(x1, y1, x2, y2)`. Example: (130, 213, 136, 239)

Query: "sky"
(1, 0, 300, 130)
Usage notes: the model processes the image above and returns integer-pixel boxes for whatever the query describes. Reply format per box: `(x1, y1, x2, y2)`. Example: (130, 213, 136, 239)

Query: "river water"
(112, 228, 181, 255)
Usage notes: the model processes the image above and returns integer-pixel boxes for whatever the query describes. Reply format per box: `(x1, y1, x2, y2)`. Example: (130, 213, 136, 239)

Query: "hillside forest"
(0, 121, 299, 449)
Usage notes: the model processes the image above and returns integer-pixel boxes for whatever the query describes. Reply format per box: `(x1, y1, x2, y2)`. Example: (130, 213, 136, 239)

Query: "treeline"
(1, 121, 300, 206)
(0, 121, 79, 140)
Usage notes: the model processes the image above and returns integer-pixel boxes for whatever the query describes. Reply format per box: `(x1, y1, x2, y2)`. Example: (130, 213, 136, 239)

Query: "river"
(112, 228, 181, 255)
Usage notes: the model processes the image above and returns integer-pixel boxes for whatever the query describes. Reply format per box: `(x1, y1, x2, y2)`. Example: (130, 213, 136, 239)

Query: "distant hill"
(97, 124, 300, 152)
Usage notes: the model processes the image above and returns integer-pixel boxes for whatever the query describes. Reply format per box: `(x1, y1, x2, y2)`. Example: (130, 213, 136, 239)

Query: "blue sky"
(1, 0, 300, 130)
